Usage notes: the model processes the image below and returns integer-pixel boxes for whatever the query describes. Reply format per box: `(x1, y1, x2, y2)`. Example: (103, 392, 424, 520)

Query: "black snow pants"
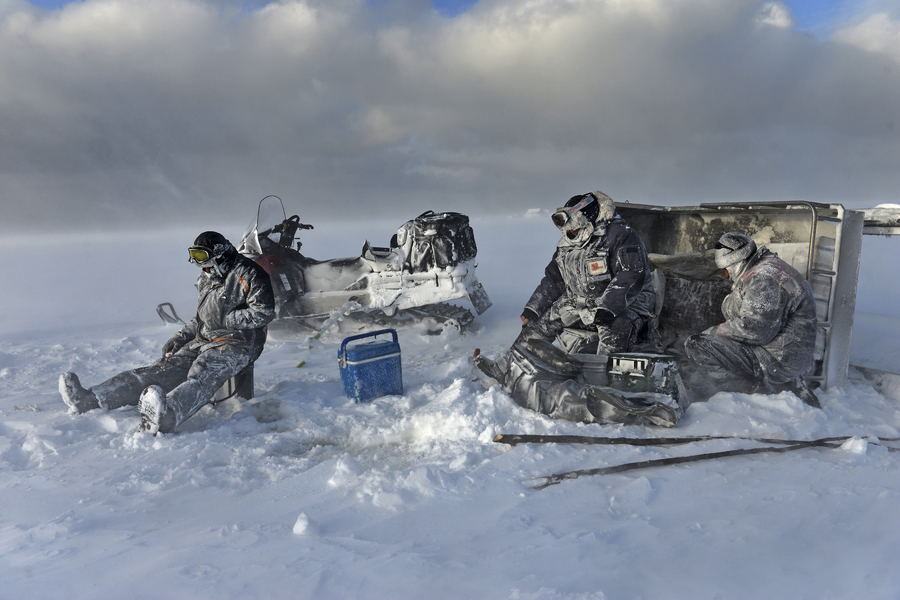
(683, 333, 793, 397)
(90, 341, 255, 433)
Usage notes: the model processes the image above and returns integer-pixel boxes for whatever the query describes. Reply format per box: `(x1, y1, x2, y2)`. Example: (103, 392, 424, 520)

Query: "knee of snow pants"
(683, 334, 786, 395)
(514, 312, 564, 347)
(162, 343, 254, 432)
(684, 334, 761, 377)
(597, 313, 638, 354)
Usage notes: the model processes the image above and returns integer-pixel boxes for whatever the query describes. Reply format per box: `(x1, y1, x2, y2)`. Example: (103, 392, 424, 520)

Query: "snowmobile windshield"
(239, 195, 287, 256)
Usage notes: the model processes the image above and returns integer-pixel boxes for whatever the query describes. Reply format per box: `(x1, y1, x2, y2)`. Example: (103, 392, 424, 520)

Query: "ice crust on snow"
(2, 216, 900, 599)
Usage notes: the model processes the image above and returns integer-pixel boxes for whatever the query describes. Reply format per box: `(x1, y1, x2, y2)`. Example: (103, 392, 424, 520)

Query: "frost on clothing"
(500, 341, 682, 427)
(685, 246, 817, 391)
(168, 253, 275, 350)
(90, 250, 275, 432)
(522, 217, 657, 353)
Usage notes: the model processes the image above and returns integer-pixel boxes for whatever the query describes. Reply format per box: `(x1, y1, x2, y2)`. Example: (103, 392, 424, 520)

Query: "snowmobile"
(235, 195, 492, 336)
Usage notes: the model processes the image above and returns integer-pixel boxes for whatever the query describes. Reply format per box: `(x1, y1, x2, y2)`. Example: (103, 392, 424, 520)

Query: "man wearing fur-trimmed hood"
(520, 191, 658, 354)
(476, 191, 657, 382)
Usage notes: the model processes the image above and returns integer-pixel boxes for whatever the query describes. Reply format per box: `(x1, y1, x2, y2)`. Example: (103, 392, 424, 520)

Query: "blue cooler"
(338, 329, 403, 402)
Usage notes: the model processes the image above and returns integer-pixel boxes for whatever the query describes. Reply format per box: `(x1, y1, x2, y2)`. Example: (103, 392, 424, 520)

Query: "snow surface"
(2, 214, 900, 600)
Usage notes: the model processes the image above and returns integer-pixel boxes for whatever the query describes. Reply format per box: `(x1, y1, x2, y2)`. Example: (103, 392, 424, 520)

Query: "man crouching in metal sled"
(683, 231, 820, 408)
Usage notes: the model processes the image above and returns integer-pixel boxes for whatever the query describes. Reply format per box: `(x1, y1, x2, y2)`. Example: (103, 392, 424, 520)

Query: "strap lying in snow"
(491, 434, 900, 489)
(493, 433, 855, 447)
(530, 440, 840, 490)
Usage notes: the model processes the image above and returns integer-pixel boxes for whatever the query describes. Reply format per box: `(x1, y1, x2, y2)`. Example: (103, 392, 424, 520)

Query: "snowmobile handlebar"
(258, 215, 314, 248)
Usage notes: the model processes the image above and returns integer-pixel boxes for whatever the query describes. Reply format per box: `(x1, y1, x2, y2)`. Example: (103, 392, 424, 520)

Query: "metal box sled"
(615, 201, 900, 390)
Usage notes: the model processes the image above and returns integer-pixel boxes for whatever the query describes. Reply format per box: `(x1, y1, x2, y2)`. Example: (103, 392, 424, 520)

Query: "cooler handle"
(339, 328, 399, 366)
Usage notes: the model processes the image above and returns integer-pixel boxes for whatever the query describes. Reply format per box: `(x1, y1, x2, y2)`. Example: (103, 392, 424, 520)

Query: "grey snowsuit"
(683, 246, 817, 394)
(91, 251, 275, 432)
(520, 217, 657, 353)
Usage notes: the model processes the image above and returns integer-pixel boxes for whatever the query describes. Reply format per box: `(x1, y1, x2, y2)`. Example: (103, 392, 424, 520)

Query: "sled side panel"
(814, 208, 863, 390)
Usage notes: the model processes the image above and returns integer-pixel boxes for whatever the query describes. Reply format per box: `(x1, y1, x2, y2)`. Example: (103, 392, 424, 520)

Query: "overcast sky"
(2, 0, 900, 231)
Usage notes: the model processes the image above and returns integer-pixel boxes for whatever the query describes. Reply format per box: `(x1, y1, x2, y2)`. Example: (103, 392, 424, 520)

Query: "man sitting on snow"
(682, 231, 820, 407)
(58, 231, 275, 434)
(477, 191, 657, 382)
(473, 191, 680, 427)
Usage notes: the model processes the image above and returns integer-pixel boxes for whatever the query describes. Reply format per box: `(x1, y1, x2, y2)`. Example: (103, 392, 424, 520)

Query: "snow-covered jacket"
(709, 246, 817, 380)
(168, 251, 275, 355)
(524, 217, 656, 326)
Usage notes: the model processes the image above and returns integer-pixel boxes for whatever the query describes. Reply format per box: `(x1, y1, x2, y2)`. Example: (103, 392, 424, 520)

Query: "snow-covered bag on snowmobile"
(398, 211, 478, 273)
(504, 339, 684, 427)
(338, 329, 403, 403)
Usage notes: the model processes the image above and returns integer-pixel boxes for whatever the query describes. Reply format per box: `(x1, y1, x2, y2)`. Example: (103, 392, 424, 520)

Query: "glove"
(521, 308, 539, 328)
(163, 335, 184, 358)
(592, 308, 617, 327)
(703, 324, 720, 336)
(162, 338, 181, 358)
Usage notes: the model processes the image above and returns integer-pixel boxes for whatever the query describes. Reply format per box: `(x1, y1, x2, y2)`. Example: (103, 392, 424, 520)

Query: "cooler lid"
(344, 339, 401, 362)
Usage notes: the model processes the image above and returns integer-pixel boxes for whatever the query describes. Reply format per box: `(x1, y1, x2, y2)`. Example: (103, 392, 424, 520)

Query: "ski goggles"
(551, 210, 571, 228)
(551, 196, 596, 228)
(188, 246, 213, 264)
(714, 241, 735, 251)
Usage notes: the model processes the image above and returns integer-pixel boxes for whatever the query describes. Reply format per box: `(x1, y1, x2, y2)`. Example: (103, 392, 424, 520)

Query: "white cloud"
(756, 1, 794, 28)
(0, 0, 899, 231)
(834, 12, 900, 62)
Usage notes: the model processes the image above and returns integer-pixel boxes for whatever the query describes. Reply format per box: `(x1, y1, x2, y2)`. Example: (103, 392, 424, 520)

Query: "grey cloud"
(1, 0, 899, 233)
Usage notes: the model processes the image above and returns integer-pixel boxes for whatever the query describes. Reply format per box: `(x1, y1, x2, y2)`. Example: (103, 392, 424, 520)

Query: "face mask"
(554, 209, 594, 248)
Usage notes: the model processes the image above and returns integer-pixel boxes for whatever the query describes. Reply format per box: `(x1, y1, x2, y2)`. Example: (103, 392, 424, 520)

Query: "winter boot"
(585, 386, 679, 428)
(139, 385, 169, 435)
(473, 349, 506, 385)
(59, 372, 100, 413)
(784, 377, 821, 409)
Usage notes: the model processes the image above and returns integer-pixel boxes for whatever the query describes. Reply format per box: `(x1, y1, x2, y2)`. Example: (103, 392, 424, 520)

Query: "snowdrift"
(2, 215, 900, 600)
